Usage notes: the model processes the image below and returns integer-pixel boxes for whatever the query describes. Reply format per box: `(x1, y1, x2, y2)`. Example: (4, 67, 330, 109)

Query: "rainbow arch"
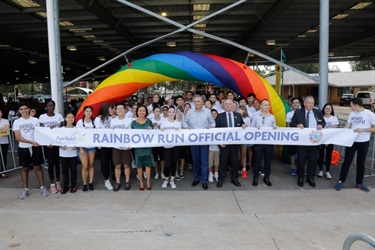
(76, 52, 289, 126)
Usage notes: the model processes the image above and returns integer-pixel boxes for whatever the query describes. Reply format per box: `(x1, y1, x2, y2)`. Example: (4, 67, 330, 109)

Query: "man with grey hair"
(183, 95, 215, 190)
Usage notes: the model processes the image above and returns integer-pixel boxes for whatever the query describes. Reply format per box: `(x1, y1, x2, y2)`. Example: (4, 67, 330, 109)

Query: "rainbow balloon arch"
(76, 52, 290, 126)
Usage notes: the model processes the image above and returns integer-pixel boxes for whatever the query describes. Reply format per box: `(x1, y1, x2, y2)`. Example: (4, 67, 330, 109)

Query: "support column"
(319, 0, 329, 109)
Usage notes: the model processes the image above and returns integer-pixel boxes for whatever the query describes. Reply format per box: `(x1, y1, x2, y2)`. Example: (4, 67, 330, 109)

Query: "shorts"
(81, 147, 96, 153)
(209, 150, 220, 167)
(18, 147, 44, 167)
(287, 145, 297, 155)
(112, 148, 131, 166)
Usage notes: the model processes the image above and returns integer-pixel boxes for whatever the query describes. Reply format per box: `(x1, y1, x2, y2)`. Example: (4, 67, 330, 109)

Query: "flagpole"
(281, 49, 284, 96)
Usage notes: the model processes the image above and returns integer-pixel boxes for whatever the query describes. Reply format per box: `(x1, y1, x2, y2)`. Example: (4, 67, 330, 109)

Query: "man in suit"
(216, 99, 246, 188)
(290, 96, 325, 187)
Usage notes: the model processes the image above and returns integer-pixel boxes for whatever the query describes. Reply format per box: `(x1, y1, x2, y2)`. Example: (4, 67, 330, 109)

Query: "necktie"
(306, 111, 310, 128)
(228, 113, 233, 127)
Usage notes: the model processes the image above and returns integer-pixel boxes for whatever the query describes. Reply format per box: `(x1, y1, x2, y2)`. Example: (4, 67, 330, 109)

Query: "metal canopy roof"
(0, 0, 374, 85)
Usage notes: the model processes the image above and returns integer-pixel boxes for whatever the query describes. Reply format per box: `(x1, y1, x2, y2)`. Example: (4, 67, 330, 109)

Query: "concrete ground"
(1, 105, 374, 249)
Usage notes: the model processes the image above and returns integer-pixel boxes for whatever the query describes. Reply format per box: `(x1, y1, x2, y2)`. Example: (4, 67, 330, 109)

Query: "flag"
(281, 50, 287, 63)
(275, 64, 281, 94)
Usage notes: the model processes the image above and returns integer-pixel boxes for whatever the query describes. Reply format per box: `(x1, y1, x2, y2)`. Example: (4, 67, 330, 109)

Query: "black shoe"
(307, 178, 316, 187)
(297, 178, 304, 187)
(263, 178, 272, 187)
(70, 186, 77, 193)
(82, 185, 88, 192)
(252, 179, 258, 187)
(217, 181, 223, 188)
(191, 180, 200, 187)
(88, 183, 94, 191)
(231, 180, 241, 187)
(124, 182, 130, 190)
(61, 188, 68, 194)
(202, 183, 208, 190)
(113, 183, 121, 192)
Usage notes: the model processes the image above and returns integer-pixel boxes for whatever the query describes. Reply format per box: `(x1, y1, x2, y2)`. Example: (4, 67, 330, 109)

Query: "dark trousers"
(339, 141, 369, 185)
(45, 146, 61, 182)
(98, 147, 112, 180)
(297, 146, 319, 180)
(0, 144, 9, 172)
(218, 145, 239, 181)
(164, 147, 180, 178)
(253, 145, 273, 179)
(190, 145, 209, 183)
(61, 156, 77, 189)
(318, 144, 334, 172)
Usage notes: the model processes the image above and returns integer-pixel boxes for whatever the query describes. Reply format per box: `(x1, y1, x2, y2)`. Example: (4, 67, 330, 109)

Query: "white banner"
(34, 127, 358, 148)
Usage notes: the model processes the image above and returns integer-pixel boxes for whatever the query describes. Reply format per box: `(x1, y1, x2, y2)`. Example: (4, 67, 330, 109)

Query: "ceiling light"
(332, 14, 349, 20)
(28, 60, 37, 64)
(307, 29, 318, 33)
(167, 41, 176, 47)
(11, 0, 39, 8)
(69, 28, 92, 33)
(248, 53, 255, 57)
(0, 44, 10, 48)
(65, 67, 71, 71)
(82, 35, 96, 39)
(59, 21, 74, 27)
(36, 12, 47, 18)
(161, 12, 167, 17)
(14, 69, 20, 73)
(329, 52, 335, 57)
(93, 40, 104, 43)
(98, 57, 106, 61)
(350, 2, 372, 9)
(193, 4, 210, 11)
(67, 46, 77, 51)
(24, 73, 28, 76)
(193, 35, 204, 39)
(13, 48, 22, 51)
(194, 24, 206, 28)
(193, 15, 205, 21)
(266, 40, 276, 46)
(298, 34, 307, 38)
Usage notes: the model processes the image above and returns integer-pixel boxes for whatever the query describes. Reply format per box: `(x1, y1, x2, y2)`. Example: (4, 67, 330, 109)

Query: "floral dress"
(131, 118, 154, 168)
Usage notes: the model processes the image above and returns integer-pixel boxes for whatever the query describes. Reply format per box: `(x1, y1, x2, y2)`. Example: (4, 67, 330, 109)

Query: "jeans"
(339, 141, 369, 185)
(190, 145, 209, 183)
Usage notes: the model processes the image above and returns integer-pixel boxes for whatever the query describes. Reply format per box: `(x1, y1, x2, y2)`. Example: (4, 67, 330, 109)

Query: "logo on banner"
(309, 130, 323, 143)
(56, 131, 86, 144)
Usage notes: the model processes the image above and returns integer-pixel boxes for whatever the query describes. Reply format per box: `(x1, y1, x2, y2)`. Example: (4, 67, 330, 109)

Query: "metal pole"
(319, 0, 329, 109)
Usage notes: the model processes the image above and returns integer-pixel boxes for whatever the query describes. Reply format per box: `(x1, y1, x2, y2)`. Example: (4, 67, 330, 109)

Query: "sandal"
(0, 173, 8, 178)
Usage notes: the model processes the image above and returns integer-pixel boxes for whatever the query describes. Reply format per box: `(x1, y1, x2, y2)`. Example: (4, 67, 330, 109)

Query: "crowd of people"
(0, 90, 374, 200)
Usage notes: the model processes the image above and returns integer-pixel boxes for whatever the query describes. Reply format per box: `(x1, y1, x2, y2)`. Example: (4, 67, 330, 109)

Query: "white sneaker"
(318, 170, 324, 177)
(161, 173, 166, 180)
(208, 173, 214, 183)
(19, 188, 29, 200)
(326, 172, 332, 179)
(40, 186, 49, 197)
(214, 172, 219, 182)
(170, 181, 177, 189)
(143, 171, 147, 179)
(154, 173, 159, 180)
(104, 180, 113, 190)
(50, 184, 57, 194)
(161, 180, 168, 189)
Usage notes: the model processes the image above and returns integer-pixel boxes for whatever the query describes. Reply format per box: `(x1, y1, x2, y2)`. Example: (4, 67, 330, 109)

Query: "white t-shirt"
(39, 113, 64, 128)
(286, 110, 295, 124)
(94, 116, 113, 128)
(347, 109, 375, 142)
(59, 126, 78, 157)
(151, 117, 166, 130)
(110, 117, 132, 150)
(324, 115, 339, 129)
(0, 118, 10, 144)
(160, 120, 181, 148)
(12, 116, 40, 148)
(76, 119, 95, 129)
(243, 116, 252, 127)
(246, 106, 256, 115)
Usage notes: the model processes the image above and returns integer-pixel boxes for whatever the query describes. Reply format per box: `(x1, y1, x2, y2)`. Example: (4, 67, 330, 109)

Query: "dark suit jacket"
(290, 108, 326, 128)
(215, 111, 244, 128)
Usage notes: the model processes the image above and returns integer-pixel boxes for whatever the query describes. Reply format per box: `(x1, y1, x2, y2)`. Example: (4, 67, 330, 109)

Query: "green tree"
(349, 60, 375, 71)
(289, 63, 319, 73)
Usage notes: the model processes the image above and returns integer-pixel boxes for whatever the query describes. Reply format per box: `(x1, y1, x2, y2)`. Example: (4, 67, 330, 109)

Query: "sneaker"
(161, 173, 166, 180)
(104, 180, 113, 190)
(124, 182, 131, 190)
(50, 184, 57, 194)
(335, 182, 342, 191)
(143, 171, 147, 179)
(82, 185, 88, 192)
(40, 186, 49, 197)
(113, 183, 121, 192)
(154, 173, 159, 180)
(19, 188, 29, 200)
(356, 184, 370, 193)
(241, 169, 247, 179)
(208, 173, 214, 183)
(290, 169, 296, 176)
(170, 181, 177, 189)
(260, 172, 264, 177)
(318, 170, 323, 177)
(70, 186, 77, 193)
(131, 161, 136, 168)
(180, 173, 184, 179)
(214, 172, 219, 182)
(161, 180, 168, 189)
(56, 182, 62, 191)
(175, 175, 180, 181)
(326, 172, 332, 179)
(88, 183, 94, 191)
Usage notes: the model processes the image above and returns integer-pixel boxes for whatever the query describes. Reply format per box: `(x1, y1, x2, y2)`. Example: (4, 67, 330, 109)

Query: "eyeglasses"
(262, 116, 265, 124)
